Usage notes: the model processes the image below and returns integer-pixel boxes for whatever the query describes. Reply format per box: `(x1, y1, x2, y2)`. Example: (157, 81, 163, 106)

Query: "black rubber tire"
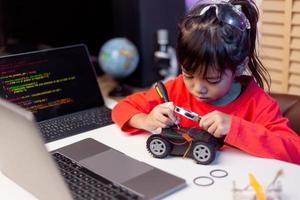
(146, 135, 172, 158)
(192, 141, 216, 165)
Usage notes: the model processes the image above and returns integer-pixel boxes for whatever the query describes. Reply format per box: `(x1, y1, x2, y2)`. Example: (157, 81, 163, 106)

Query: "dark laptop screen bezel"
(0, 44, 105, 121)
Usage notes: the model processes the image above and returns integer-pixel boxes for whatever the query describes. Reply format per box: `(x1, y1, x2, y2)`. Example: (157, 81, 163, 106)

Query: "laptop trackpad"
(80, 149, 153, 183)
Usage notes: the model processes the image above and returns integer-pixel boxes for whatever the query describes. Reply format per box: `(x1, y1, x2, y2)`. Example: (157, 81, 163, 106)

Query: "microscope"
(154, 29, 178, 81)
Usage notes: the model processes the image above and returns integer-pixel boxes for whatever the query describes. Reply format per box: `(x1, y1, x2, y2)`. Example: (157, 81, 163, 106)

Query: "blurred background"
(0, 0, 191, 88)
(1, 0, 300, 96)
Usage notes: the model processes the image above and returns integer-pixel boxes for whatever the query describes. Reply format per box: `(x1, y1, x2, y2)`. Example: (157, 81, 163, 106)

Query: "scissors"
(155, 81, 201, 123)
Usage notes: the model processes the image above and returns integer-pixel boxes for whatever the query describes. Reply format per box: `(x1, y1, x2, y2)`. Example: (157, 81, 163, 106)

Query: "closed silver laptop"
(0, 98, 186, 200)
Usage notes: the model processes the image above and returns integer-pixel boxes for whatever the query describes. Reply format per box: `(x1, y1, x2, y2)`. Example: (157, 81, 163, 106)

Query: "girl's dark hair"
(176, 0, 270, 90)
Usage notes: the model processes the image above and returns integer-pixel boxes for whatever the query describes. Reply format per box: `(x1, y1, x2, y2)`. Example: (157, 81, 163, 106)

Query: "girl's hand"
(128, 102, 179, 132)
(144, 102, 179, 131)
(199, 111, 231, 138)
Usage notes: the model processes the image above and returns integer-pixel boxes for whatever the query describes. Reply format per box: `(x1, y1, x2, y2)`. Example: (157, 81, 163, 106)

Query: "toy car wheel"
(192, 141, 216, 165)
(147, 135, 171, 158)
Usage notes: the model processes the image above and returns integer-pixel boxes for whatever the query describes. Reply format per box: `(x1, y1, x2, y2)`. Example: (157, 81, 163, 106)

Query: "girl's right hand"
(144, 102, 179, 131)
(129, 102, 179, 132)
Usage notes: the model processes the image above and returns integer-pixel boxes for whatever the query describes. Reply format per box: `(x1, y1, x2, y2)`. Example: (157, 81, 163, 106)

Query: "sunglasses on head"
(189, 0, 251, 31)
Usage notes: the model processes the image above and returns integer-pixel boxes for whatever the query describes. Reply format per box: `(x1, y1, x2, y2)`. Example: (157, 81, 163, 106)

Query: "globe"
(98, 38, 139, 78)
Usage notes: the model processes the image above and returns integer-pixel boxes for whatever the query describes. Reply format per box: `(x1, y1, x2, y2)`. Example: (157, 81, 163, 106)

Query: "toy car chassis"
(146, 126, 224, 165)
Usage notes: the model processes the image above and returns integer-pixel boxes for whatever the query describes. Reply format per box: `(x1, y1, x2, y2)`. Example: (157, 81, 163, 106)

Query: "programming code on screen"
(0, 46, 103, 121)
(0, 59, 75, 112)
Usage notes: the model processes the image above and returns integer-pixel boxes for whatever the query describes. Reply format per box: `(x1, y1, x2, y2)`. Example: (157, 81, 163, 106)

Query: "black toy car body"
(146, 126, 224, 165)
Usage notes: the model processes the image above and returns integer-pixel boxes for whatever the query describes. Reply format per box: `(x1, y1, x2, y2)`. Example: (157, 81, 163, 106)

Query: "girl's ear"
(235, 56, 249, 76)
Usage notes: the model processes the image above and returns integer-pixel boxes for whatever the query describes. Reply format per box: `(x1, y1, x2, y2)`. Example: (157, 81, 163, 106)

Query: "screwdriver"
(155, 81, 180, 127)
(155, 81, 201, 123)
(155, 81, 169, 102)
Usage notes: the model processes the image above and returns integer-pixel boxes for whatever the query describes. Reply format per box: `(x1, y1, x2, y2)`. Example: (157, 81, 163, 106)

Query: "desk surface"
(1, 93, 300, 200)
(1, 123, 300, 200)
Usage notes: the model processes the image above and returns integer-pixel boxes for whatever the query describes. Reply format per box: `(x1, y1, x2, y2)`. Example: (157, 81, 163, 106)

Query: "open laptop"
(0, 44, 112, 143)
(0, 98, 186, 200)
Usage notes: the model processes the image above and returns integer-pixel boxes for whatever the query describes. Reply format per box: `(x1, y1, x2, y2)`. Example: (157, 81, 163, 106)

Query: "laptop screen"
(0, 44, 105, 122)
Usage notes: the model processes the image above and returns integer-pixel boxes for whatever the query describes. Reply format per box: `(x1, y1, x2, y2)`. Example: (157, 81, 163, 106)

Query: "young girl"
(112, 0, 300, 164)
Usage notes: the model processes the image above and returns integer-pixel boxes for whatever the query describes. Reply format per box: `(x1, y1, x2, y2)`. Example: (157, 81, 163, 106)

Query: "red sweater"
(112, 75, 300, 164)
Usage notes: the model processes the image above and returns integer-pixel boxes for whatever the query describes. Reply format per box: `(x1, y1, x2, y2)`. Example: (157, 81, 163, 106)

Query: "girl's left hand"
(199, 111, 231, 138)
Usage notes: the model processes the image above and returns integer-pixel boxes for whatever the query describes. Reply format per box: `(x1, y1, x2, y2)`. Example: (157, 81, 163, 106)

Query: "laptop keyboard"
(39, 107, 113, 143)
(52, 152, 142, 200)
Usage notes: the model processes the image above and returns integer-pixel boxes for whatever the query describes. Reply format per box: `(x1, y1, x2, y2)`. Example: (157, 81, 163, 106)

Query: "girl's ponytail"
(231, 0, 271, 90)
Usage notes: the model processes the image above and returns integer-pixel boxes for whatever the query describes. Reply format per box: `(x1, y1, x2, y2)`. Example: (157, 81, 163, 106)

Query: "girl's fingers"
(213, 127, 223, 138)
(199, 111, 231, 137)
(156, 121, 169, 128)
(207, 122, 218, 136)
(166, 110, 179, 124)
(200, 111, 217, 125)
(157, 114, 173, 127)
(158, 102, 178, 124)
(200, 117, 214, 130)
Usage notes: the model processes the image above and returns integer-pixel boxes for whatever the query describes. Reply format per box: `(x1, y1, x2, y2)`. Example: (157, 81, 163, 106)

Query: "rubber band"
(193, 176, 215, 186)
(183, 141, 192, 158)
(209, 169, 228, 178)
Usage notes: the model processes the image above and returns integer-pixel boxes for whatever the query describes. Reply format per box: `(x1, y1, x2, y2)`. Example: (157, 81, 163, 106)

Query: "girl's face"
(182, 68, 235, 103)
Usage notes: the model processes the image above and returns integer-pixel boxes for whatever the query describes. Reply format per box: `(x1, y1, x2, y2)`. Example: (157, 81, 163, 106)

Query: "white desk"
(1, 123, 300, 200)
(1, 96, 300, 199)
